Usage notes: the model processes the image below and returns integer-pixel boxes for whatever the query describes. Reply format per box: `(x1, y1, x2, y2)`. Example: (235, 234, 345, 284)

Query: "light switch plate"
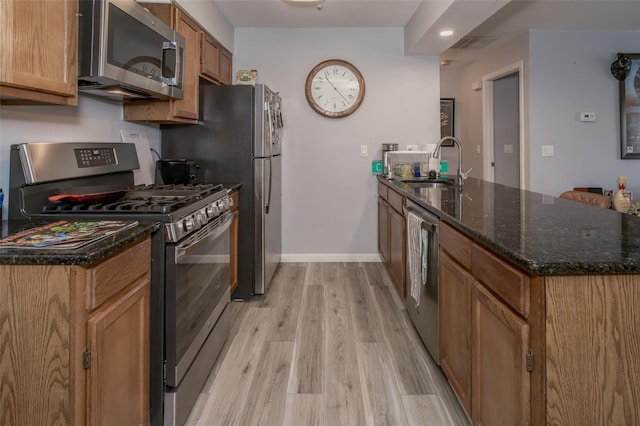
(579, 112, 596, 122)
(360, 145, 368, 157)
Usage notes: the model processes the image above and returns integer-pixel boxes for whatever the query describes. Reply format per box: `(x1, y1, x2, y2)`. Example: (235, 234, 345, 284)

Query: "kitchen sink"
(401, 180, 454, 189)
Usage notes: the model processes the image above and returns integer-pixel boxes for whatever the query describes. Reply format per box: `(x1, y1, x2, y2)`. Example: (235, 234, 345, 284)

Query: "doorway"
(482, 61, 525, 189)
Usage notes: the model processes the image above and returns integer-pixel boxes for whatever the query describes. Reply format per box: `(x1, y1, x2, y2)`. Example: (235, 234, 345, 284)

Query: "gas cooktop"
(42, 184, 226, 214)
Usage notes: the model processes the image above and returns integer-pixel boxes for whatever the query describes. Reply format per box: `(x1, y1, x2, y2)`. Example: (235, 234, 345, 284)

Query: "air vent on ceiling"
(451, 36, 498, 50)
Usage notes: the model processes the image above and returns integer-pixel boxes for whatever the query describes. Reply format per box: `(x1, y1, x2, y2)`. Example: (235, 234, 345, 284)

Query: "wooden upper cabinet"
(0, 0, 77, 105)
(201, 32, 221, 83)
(219, 48, 233, 85)
(123, 4, 200, 124)
(201, 32, 233, 85)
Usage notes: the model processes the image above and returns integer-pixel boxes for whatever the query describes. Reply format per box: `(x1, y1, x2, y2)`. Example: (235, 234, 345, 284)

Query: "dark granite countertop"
(378, 176, 640, 275)
(0, 220, 157, 266)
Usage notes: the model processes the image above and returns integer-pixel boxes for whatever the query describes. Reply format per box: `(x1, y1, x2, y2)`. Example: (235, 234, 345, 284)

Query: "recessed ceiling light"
(283, 0, 326, 6)
(440, 30, 454, 37)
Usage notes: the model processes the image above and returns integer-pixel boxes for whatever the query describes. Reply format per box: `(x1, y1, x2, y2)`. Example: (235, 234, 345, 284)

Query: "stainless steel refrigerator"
(161, 81, 283, 299)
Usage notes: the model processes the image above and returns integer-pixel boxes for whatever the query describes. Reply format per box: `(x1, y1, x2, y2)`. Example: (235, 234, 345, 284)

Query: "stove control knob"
(183, 217, 196, 232)
(196, 211, 207, 225)
(207, 203, 220, 217)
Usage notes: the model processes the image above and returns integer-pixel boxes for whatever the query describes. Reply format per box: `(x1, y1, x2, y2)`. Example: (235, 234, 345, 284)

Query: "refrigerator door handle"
(266, 101, 274, 158)
(265, 157, 272, 214)
(265, 101, 274, 214)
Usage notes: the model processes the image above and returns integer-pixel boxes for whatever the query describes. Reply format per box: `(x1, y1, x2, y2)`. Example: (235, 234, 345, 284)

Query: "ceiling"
(211, 0, 640, 61)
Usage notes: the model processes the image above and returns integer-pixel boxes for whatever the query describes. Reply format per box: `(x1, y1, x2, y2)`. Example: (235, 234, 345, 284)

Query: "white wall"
(0, 96, 160, 219)
(175, 0, 234, 52)
(529, 29, 640, 196)
(442, 32, 530, 186)
(233, 28, 440, 260)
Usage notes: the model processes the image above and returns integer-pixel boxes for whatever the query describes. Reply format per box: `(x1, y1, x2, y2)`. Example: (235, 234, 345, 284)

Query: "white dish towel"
(407, 211, 428, 307)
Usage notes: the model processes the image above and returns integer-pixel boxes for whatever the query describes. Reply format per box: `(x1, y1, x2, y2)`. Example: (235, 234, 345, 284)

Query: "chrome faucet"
(432, 136, 472, 186)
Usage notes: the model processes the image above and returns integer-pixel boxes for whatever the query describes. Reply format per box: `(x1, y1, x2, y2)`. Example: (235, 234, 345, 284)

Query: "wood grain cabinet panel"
(0, 0, 77, 105)
(87, 277, 150, 426)
(377, 184, 406, 299)
(438, 223, 531, 425)
(472, 281, 530, 426)
(377, 197, 389, 264)
(440, 222, 471, 270)
(471, 244, 530, 318)
(388, 205, 405, 298)
(439, 252, 473, 415)
(201, 32, 233, 85)
(219, 48, 233, 85)
(0, 237, 151, 426)
(201, 32, 221, 83)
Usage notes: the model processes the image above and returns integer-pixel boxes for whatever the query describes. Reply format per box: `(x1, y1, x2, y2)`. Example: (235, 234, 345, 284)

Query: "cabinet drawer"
(440, 222, 471, 270)
(85, 238, 151, 312)
(388, 188, 404, 214)
(471, 244, 529, 318)
(378, 182, 388, 200)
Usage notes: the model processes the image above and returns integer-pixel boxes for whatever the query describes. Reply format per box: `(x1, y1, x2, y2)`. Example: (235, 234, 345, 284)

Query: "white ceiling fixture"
(283, 0, 326, 6)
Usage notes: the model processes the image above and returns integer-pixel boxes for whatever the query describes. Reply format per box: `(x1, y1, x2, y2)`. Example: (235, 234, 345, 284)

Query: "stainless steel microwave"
(78, 0, 185, 101)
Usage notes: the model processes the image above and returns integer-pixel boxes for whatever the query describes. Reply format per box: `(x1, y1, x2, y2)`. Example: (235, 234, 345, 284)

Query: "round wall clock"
(305, 59, 365, 118)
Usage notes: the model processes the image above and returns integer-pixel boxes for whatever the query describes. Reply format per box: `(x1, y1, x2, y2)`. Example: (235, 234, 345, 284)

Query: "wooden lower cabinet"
(377, 196, 389, 264)
(377, 182, 405, 298)
(439, 252, 472, 415)
(472, 281, 530, 426)
(439, 222, 640, 424)
(388, 205, 405, 298)
(0, 237, 151, 426)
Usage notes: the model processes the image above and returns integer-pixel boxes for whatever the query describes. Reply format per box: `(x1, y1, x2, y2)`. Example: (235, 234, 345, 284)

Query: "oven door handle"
(175, 211, 236, 262)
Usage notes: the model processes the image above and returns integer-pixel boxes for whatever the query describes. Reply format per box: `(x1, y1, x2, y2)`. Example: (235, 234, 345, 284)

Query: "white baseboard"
(281, 253, 383, 263)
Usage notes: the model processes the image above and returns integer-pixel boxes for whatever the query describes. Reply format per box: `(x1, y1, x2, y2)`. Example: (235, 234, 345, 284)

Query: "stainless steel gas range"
(9, 142, 235, 426)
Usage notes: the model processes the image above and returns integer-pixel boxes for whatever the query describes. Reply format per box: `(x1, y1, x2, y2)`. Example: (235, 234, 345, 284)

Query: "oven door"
(164, 210, 235, 387)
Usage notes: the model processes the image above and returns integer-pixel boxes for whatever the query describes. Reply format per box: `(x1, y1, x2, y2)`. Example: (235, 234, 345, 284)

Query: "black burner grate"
(42, 183, 225, 214)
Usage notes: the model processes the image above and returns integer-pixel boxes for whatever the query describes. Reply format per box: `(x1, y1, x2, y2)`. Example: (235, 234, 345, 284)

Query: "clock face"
(305, 59, 365, 118)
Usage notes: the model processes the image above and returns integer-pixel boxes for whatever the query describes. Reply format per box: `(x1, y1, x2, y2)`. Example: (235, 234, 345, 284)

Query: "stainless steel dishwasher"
(404, 199, 440, 365)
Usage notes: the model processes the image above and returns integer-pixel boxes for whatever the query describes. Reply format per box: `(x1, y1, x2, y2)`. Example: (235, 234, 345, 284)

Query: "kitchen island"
(377, 176, 640, 425)
(0, 220, 156, 426)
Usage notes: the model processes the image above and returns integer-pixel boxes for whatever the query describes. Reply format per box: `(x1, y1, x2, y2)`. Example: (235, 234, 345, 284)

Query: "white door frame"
(482, 60, 525, 189)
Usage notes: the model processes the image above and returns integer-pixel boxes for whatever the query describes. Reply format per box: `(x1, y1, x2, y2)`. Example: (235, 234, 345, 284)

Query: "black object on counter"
(155, 159, 199, 185)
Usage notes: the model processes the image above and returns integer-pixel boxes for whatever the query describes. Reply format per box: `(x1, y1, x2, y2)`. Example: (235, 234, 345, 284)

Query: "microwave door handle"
(160, 41, 179, 86)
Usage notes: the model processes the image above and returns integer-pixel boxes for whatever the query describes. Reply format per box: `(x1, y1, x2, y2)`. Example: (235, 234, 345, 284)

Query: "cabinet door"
(0, 0, 77, 105)
(172, 9, 200, 120)
(439, 252, 473, 415)
(388, 205, 405, 298)
(201, 32, 221, 82)
(219, 48, 233, 85)
(86, 277, 150, 426)
(378, 197, 389, 263)
(472, 281, 530, 426)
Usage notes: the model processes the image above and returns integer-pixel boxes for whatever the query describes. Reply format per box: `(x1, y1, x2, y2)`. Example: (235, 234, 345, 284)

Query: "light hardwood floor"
(185, 262, 469, 426)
